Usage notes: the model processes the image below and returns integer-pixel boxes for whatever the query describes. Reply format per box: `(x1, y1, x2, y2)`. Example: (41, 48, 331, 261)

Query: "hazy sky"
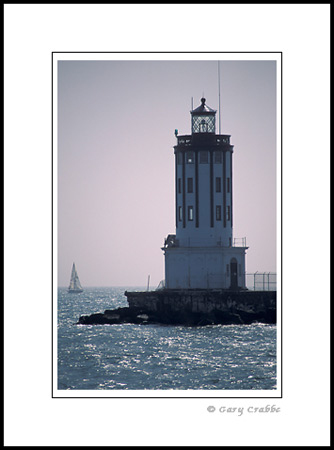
(57, 59, 277, 287)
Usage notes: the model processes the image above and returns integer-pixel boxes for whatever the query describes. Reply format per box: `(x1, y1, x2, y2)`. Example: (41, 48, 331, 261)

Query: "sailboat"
(68, 262, 83, 293)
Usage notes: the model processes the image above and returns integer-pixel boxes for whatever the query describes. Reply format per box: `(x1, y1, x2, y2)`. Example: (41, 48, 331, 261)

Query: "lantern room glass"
(192, 114, 215, 134)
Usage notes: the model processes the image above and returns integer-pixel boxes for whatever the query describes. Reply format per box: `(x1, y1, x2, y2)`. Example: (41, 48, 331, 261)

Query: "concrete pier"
(78, 289, 276, 326)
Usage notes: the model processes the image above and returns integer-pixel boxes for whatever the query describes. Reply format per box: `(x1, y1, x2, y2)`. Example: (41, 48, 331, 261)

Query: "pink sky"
(57, 59, 277, 287)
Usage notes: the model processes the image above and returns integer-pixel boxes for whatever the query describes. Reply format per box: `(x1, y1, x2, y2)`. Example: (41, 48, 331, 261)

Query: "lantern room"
(191, 97, 216, 134)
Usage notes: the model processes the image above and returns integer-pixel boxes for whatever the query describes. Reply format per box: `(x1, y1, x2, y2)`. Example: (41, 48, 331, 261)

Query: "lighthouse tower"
(163, 98, 248, 290)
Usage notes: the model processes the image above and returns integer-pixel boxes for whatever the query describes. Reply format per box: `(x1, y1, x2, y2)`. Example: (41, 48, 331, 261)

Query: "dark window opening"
(178, 178, 182, 194)
(214, 151, 222, 163)
(186, 152, 194, 164)
(230, 259, 238, 289)
(216, 177, 221, 193)
(187, 177, 193, 193)
(216, 205, 222, 221)
(200, 151, 208, 164)
(227, 177, 230, 193)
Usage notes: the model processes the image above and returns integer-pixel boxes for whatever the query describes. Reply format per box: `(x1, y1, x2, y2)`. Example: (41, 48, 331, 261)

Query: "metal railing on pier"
(155, 273, 276, 292)
(245, 272, 277, 291)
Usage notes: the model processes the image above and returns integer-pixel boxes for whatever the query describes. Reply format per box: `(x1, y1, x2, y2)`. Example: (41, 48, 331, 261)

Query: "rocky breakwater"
(77, 289, 276, 326)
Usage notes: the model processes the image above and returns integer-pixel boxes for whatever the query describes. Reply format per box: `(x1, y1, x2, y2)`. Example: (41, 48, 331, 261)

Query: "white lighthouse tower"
(163, 97, 248, 290)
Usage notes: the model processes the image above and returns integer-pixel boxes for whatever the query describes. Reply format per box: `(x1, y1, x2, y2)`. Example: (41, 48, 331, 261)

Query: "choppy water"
(57, 287, 277, 390)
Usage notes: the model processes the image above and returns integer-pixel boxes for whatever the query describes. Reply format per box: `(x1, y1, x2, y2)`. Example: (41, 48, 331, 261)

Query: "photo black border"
(51, 51, 283, 400)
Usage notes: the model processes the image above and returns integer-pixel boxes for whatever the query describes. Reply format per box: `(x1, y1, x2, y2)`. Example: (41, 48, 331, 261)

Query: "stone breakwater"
(77, 289, 276, 326)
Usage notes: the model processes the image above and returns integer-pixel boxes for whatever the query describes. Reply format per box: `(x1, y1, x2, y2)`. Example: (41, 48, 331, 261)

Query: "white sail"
(68, 263, 83, 292)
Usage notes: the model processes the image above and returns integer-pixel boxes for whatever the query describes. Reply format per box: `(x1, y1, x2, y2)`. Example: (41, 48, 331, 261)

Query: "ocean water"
(57, 287, 277, 390)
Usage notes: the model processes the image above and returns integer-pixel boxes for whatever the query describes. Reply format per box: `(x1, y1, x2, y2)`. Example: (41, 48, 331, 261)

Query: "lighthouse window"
(227, 178, 230, 193)
(216, 205, 222, 221)
(226, 206, 230, 221)
(214, 151, 222, 163)
(178, 178, 182, 194)
(178, 206, 182, 221)
(188, 206, 194, 221)
(200, 151, 208, 164)
(187, 177, 193, 193)
(186, 152, 194, 164)
(215, 177, 221, 193)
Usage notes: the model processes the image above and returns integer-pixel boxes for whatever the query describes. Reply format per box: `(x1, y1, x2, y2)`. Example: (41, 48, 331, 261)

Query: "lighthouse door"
(230, 258, 238, 290)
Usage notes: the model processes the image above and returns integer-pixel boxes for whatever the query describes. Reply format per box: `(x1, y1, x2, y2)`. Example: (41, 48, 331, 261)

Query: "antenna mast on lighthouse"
(218, 61, 221, 134)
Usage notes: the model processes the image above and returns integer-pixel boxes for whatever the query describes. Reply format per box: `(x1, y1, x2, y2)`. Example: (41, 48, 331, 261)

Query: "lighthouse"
(83, 97, 276, 326)
(163, 98, 248, 290)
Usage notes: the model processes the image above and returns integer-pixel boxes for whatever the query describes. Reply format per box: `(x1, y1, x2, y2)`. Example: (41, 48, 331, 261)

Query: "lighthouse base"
(164, 245, 248, 290)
